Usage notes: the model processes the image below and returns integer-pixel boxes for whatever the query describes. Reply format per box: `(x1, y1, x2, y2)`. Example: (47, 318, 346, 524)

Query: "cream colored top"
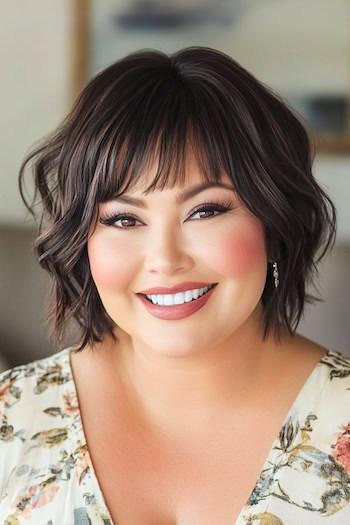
(0, 347, 350, 524)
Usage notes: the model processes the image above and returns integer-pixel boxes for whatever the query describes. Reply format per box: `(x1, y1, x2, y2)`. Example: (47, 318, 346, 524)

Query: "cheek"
(87, 215, 267, 291)
(87, 235, 135, 291)
(207, 217, 267, 277)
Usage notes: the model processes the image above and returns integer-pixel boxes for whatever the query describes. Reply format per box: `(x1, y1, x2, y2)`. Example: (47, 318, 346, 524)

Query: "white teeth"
(164, 294, 174, 306)
(192, 288, 200, 300)
(145, 285, 215, 306)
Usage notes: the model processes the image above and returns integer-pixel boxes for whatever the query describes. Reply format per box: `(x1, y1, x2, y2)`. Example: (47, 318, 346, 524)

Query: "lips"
(138, 281, 217, 295)
(137, 283, 218, 320)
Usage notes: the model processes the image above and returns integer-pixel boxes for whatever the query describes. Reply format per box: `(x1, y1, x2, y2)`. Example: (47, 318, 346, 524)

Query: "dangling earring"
(272, 261, 279, 288)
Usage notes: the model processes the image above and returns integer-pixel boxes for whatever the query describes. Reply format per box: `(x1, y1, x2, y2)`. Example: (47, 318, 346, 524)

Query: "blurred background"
(0, 0, 349, 369)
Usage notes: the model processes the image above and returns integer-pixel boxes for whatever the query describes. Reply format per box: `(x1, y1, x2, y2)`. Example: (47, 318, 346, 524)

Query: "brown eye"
(99, 214, 142, 228)
(189, 202, 234, 220)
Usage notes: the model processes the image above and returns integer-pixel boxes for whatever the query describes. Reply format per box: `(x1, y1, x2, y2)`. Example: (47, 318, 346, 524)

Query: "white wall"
(0, 0, 71, 225)
(221, 0, 350, 96)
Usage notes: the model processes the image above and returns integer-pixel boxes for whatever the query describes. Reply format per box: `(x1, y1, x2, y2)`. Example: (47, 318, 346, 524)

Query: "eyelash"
(99, 199, 235, 229)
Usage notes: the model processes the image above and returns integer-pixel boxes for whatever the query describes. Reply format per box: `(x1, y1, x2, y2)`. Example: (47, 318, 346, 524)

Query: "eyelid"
(99, 198, 235, 227)
(189, 199, 234, 213)
(101, 198, 235, 216)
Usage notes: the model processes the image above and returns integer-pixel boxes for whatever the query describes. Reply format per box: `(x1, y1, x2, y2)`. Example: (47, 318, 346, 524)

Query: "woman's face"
(87, 161, 268, 357)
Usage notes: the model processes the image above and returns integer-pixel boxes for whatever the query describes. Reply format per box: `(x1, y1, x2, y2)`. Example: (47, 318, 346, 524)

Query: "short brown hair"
(18, 46, 337, 351)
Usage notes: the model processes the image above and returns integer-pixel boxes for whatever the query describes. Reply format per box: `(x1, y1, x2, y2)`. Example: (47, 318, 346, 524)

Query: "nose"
(143, 226, 194, 276)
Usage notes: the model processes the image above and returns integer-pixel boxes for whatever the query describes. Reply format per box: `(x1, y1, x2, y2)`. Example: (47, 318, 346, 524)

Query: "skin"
(69, 152, 329, 523)
(73, 152, 328, 445)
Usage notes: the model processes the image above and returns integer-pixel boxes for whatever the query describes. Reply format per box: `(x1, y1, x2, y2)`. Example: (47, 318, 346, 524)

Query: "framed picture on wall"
(71, 0, 350, 154)
(71, 0, 90, 103)
(286, 94, 350, 154)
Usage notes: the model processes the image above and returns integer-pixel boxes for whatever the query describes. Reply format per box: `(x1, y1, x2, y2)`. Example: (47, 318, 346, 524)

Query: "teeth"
(145, 285, 214, 306)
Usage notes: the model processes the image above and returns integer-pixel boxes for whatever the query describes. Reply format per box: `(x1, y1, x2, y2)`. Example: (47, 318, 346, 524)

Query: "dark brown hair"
(18, 46, 337, 351)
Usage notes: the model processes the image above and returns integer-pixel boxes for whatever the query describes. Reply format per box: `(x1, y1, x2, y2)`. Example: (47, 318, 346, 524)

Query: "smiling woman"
(87, 158, 268, 349)
(1, 47, 350, 524)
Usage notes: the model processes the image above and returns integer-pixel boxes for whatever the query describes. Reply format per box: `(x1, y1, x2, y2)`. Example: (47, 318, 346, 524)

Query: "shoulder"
(256, 349, 350, 523)
(319, 348, 350, 377)
(307, 349, 350, 442)
(0, 348, 73, 476)
(0, 348, 74, 453)
(0, 347, 72, 417)
(308, 348, 350, 402)
(0, 347, 74, 436)
(278, 338, 350, 444)
(0, 348, 90, 521)
(316, 348, 350, 413)
(283, 334, 350, 390)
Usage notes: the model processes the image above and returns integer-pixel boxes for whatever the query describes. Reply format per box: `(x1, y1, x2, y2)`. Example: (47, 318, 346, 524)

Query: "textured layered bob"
(19, 46, 337, 351)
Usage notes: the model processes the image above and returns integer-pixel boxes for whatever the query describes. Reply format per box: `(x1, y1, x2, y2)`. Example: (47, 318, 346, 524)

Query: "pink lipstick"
(136, 284, 218, 320)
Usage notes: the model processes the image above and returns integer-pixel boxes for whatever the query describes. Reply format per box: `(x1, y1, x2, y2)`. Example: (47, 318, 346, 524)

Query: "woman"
(1, 47, 349, 524)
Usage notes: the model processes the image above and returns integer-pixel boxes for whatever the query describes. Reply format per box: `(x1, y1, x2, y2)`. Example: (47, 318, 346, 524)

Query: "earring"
(272, 261, 279, 288)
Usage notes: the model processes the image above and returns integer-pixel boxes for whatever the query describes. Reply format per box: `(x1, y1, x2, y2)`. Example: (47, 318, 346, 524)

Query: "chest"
(82, 407, 280, 525)
(69, 342, 327, 523)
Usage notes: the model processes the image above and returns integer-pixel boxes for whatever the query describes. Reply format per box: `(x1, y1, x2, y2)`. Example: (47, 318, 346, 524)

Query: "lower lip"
(136, 286, 217, 320)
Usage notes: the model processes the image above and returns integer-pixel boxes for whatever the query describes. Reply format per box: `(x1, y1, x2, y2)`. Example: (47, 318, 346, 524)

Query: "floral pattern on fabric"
(237, 349, 350, 524)
(0, 350, 112, 524)
(0, 347, 349, 524)
(332, 423, 350, 474)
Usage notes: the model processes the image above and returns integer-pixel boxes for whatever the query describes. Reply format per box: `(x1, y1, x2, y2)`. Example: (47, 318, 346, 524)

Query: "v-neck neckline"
(64, 346, 333, 525)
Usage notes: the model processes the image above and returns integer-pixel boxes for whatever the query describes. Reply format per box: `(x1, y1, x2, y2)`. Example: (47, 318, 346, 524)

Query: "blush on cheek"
(208, 219, 267, 277)
(87, 239, 135, 292)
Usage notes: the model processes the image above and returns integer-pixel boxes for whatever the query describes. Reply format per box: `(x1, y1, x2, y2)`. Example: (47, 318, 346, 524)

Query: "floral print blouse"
(0, 347, 350, 524)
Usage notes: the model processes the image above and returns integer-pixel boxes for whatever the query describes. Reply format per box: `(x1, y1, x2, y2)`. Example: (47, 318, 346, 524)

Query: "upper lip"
(138, 282, 217, 295)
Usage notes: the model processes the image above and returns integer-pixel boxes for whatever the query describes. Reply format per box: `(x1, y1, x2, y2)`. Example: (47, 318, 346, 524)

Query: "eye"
(189, 200, 234, 220)
(99, 214, 142, 228)
(98, 199, 235, 229)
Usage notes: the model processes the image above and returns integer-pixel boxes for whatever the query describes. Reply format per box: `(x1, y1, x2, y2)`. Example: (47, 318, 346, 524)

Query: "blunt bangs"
(18, 46, 337, 351)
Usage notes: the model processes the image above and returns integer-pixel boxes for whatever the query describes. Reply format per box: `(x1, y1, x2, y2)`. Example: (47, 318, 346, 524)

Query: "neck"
(98, 307, 291, 435)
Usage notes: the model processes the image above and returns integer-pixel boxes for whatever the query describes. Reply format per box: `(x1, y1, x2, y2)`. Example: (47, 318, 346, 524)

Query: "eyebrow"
(110, 182, 236, 208)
